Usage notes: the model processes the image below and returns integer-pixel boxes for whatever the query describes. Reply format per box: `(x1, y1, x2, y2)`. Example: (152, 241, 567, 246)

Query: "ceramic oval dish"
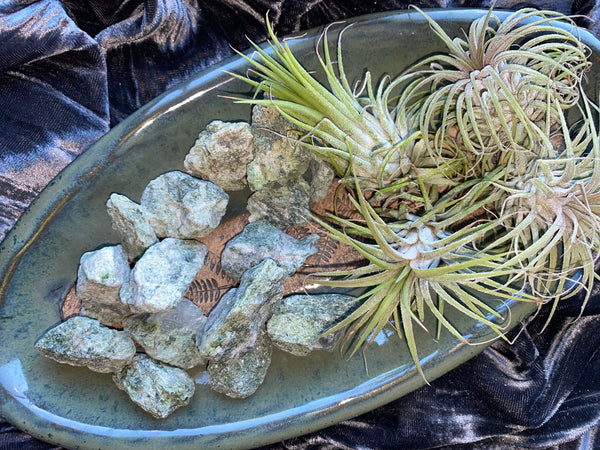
(1, 9, 598, 449)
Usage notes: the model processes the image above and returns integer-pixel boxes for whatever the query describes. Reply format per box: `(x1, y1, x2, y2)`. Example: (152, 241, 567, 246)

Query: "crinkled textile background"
(1, 0, 600, 448)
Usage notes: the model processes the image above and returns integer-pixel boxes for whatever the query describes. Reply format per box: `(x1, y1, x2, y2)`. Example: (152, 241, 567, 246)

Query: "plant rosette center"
(394, 225, 447, 270)
(510, 177, 585, 226)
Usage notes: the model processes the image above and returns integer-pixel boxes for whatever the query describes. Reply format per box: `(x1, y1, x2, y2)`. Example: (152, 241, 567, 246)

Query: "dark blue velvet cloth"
(1, 1, 600, 448)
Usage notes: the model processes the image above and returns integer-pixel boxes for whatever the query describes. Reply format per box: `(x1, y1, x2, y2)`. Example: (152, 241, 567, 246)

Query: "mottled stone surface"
(247, 178, 311, 227)
(197, 259, 287, 361)
(35, 316, 136, 373)
(123, 299, 207, 369)
(76, 244, 132, 325)
(140, 171, 228, 239)
(307, 155, 335, 203)
(184, 120, 254, 191)
(267, 293, 357, 356)
(106, 193, 158, 261)
(246, 105, 335, 226)
(112, 354, 195, 419)
(122, 238, 207, 313)
(247, 105, 310, 192)
(207, 331, 272, 399)
(221, 219, 319, 282)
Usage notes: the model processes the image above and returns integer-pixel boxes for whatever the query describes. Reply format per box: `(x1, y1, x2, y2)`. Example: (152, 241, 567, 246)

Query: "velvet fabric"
(1, 0, 600, 448)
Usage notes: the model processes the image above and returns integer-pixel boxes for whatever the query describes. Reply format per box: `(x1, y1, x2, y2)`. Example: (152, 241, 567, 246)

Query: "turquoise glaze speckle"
(1, 9, 598, 449)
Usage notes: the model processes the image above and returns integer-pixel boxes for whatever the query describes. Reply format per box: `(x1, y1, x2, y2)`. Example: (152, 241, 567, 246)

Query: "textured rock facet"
(267, 293, 357, 356)
(140, 171, 228, 239)
(197, 259, 287, 361)
(123, 299, 207, 369)
(106, 193, 158, 261)
(246, 105, 335, 226)
(247, 179, 311, 227)
(247, 105, 309, 192)
(184, 120, 254, 191)
(112, 354, 195, 419)
(207, 331, 272, 399)
(221, 219, 319, 282)
(76, 244, 132, 325)
(35, 316, 136, 373)
(307, 155, 335, 203)
(122, 238, 207, 313)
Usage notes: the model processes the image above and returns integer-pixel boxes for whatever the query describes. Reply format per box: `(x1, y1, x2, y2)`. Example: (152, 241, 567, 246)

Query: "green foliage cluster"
(233, 7, 600, 379)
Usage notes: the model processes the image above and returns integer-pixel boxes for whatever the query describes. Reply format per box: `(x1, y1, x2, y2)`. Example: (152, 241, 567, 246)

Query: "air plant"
(231, 17, 463, 207)
(312, 170, 539, 379)
(406, 7, 591, 176)
(232, 7, 600, 380)
(314, 94, 600, 378)
(487, 93, 600, 322)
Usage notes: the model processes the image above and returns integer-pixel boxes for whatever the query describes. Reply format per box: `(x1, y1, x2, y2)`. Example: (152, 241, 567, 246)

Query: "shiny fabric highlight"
(1, 1, 600, 449)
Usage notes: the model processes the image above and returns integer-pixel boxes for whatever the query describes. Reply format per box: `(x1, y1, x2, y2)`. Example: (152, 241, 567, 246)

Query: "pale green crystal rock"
(123, 299, 207, 369)
(247, 105, 310, 192)
(121, 238, 207, 313)
(197, 259, 287, 361)
(112, 354, 195, 419)
(140, 171, 228, 239)
(267, 293, 357, 356)
(221, 219, 319, 282)
(185, 120, 255, 191)
(307, 155, 335, 203)
(207, 331, 272, 399)
(106, 193, 158, 261)
(35, 316, 136, 373)
(76, 244, 132, 325)
(247, 178, 311, 227)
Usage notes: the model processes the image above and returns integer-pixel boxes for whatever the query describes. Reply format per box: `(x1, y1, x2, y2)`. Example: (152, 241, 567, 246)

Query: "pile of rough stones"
(35, 106, 357, 419)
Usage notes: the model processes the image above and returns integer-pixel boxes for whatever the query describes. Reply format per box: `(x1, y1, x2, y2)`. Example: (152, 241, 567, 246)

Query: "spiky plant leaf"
(231, 7, 600, 382)
(405, 6, 590, 175)
(310, 171, 541, 380)
(229, 17, 463, 201)
(487, 93, 600, 323)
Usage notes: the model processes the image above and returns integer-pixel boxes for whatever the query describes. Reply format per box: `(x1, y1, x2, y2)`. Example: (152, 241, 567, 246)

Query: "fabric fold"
(0, 0, 109, 239)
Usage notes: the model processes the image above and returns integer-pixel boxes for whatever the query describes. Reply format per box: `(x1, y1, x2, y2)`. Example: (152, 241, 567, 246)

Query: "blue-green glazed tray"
(1, 9, 597, 449)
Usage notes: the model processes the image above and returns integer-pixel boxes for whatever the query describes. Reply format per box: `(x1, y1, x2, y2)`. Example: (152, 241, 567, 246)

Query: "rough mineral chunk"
(246, 105, 335, 226)
(122, 299, 207, 369)
(247, 178, 311, 227)
(106, 193, 158, 261)
(197, 259, 287, 361)
(267, 293, 357, 356)
(307, 155, 335, 203)
(112, 354, 195, 419)
(207, 331, 272, 399)
(140, 171, 229, 239)
(35, 316, 136, 373)
(122, 238, 207, 313)
(247, 105, 310, 192)
(221, 219, 320, 282)
(184, 120, 254, 191)
(76, 244, 132, 325)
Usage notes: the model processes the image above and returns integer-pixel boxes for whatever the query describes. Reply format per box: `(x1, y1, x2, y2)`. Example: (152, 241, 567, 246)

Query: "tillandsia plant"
(232, 6, 600, 380)
(315, 95, 600, 379)
(230, 17, 463, 207)
(312, 171, 539, 379)
(405, 7, 591, 177)
(488, 93, 600, 320)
